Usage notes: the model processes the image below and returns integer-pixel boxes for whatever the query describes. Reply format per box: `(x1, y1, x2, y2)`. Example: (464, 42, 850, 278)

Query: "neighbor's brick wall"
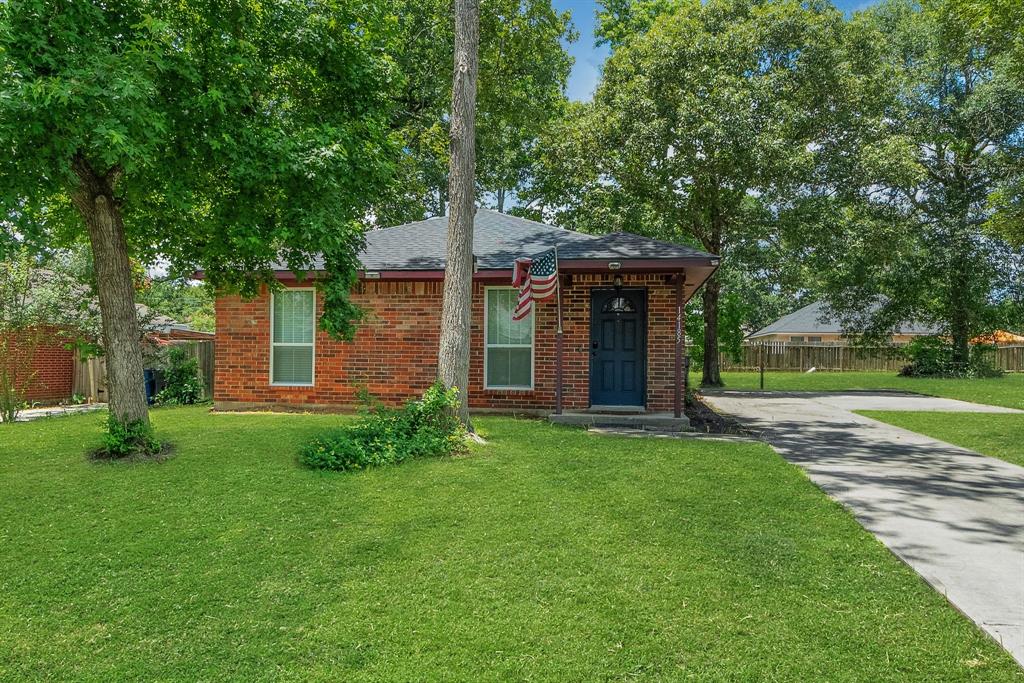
(214, 273, 685, 412)
(0, 326, 75, 403)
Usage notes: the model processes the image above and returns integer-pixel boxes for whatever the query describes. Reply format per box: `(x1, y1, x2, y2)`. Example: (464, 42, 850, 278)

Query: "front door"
(590, 289, 646, 407)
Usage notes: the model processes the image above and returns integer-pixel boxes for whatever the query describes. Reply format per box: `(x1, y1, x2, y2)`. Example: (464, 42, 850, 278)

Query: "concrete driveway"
(703, 390, 1024, 667)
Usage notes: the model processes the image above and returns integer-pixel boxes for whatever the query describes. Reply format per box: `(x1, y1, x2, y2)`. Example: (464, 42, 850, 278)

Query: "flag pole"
(554, 245, 564, 416)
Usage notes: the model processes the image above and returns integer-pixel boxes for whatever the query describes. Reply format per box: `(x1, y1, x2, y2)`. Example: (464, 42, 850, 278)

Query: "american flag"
(512, 248, 558, 321)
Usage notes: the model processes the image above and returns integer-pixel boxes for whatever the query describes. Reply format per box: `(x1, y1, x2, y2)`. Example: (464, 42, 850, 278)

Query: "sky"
(553, 0, 880, 102)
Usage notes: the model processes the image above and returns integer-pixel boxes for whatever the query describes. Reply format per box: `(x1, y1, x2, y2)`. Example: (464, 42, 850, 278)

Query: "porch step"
(549, 411, 691, 432)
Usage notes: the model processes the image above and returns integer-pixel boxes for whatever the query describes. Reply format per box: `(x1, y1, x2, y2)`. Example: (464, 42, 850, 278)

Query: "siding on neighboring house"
(214, 272, 683, 413)
(750, 332, 925, 345)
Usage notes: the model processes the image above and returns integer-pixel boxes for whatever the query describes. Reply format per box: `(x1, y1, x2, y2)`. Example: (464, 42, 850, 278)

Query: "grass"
(692, 370, 1024, 409)
(858, 411, 1024, 469)
(2, 408, 1021, 681)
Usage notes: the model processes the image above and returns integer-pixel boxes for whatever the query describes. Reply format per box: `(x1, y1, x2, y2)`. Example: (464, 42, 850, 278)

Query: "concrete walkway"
(3, 403, 105, 423)
(702, 390, 1024, 667)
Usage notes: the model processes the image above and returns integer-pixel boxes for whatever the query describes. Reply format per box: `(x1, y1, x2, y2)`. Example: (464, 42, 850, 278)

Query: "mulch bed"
(685, 394, 750, 435)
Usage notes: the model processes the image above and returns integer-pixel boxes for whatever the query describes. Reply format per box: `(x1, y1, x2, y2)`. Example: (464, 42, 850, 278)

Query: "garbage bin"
(144, 368, 158, 404)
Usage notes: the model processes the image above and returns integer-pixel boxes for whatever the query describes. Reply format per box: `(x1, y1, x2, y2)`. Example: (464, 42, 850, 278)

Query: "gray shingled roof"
(352, 209, 716, 271)
(748, 300, 937, 338)
(359, 209, 590, 270)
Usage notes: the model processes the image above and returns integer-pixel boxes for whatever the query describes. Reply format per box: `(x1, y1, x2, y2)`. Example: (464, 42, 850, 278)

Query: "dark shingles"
(355, 209, 717, 271)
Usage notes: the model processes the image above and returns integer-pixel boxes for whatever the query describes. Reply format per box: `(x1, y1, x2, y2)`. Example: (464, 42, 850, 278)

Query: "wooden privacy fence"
(717, 343, 1024, 373)
(73, 340, 215, 403)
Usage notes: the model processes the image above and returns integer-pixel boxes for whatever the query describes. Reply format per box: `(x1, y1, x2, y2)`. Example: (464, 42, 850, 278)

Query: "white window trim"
(270, 288, 316, 387)
(483, 286, 535, 391)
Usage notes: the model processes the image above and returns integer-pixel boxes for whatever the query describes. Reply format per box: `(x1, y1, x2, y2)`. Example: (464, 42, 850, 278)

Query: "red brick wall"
(0, 326, 75, 403)
(214, 272, 686, 413)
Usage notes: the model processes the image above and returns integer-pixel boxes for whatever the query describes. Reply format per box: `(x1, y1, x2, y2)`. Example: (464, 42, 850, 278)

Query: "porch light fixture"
(608, 261, 622, 270)
(613, 274, 624, 290)
(364, 271, 381, 279)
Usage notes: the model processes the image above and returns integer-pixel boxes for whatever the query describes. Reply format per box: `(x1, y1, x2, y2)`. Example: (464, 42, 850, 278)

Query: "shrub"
(900, 336, 1005, 378)
(899, 336, 953, 376)
(299, 382, 466, 472)
(95, 415, 163, 459)
(155, 346, 204, 405)
(967, 344, 1004, 378)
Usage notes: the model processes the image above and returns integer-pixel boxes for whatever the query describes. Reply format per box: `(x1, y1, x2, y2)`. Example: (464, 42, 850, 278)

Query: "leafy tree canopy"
(0, 0, 399, 338)
(803, 0, 1024, 358)
(523, 0, 848, 385)
(375, 0, 576, 224)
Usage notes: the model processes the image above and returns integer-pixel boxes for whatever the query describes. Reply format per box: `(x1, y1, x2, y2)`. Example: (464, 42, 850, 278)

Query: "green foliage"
(137, 279, 215, 334)
(154, 346, 204, 406)
(376, 0, 575, 224)
(97, 415, 162, 459)
(595, 0, 676, 48)
(802, 0, 1024, 360)
(300, 382, 466, 471)
(0, 0, 399, 340)
(899, 336, 1005, 378)
(526, 0, 849, 385)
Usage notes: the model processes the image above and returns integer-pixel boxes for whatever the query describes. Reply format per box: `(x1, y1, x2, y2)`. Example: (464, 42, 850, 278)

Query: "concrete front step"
(549, 411, 691, 432)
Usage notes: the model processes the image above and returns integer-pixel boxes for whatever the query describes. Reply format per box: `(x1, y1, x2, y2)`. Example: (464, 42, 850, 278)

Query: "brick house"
(211, 210, 719, 417)
(0, 326, 77, 404)
(2, 303, 212, 406)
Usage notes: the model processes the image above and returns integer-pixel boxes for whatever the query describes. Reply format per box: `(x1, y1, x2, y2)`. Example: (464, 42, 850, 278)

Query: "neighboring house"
(2, 302, 211, 405)
(747, 300, 936, 345)
(971, 330, 1024, 345)
(0, 325, 77, 404)
(209, 210, 719, 414)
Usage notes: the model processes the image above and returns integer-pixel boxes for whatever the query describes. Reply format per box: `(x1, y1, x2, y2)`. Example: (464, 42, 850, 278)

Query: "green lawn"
(2, 408, 1021, 681)
(859, 411, 1024, 469)
(693, 371, 1024, 409)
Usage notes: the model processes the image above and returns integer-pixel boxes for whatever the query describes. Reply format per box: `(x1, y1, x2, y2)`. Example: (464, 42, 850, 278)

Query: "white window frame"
(270, 288, 316, 387)
(483, 286, 535, 391)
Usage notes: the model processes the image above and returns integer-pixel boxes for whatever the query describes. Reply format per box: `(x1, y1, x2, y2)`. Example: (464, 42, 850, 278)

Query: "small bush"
(95, 415, 163, 459)
(155, 346, 204, 405)
(967, 344, 1004, 378)
(900, 336, 1005, 378)
(899, 336, 952, 377)
(300, 382, 466, 472)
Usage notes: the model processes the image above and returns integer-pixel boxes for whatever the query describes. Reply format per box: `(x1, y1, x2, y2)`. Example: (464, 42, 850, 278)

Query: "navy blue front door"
(590, 289, 646, 407)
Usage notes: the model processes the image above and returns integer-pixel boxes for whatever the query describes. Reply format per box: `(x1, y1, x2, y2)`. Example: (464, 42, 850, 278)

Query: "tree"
(437, 0, 480, 429)
(806, 0, 1024, 364)
(0, 1, 397, 451)
(137, 278, 215, 333)
(376, 0, 575, 225)
(0, 250, 98, 422)
(531, 0, 847, 386)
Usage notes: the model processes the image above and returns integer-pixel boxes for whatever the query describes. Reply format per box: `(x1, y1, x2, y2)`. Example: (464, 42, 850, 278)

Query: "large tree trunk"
(700, 276, 723, 387)
(701, 215, 724, 387)
(947, 213, 973, 370)
(70, 155, 150, 430)
(436, 0, 480, 429)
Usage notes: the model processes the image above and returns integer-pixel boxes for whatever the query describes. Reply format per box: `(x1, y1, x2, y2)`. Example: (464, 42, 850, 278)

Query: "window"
(485, 288, 533, 389)
(602, 296, 636, 313)
(271, 289, 315, 385)
(808, 336, 822, 343)
(789, 336, 805, 342)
